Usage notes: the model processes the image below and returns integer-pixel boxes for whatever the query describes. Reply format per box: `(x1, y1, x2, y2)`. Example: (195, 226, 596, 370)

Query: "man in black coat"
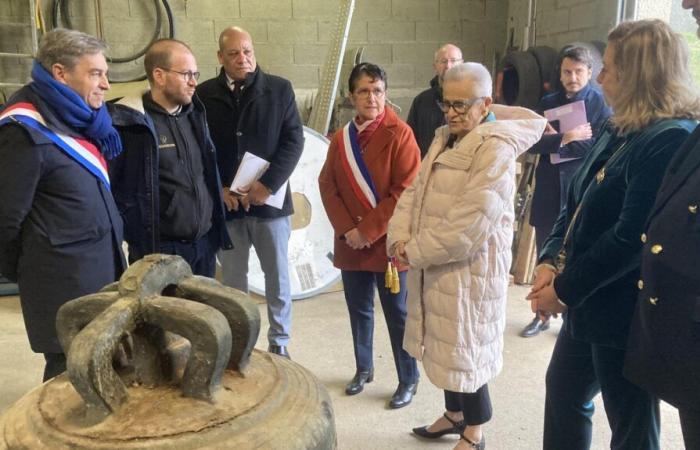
(521, 46, 611, 338)
(406, 43, 463, 158)
(108, 39, 231, 277)
(624, 2, 700, 447)
(197, 26, 304, 359)
(0, 29, 125, 381)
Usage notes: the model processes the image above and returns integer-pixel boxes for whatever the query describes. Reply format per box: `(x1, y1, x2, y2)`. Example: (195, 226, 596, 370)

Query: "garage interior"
(0, 0, 692, 448)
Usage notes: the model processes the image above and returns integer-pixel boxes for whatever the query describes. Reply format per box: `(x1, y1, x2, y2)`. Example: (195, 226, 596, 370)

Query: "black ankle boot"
(345, 368, 374, 395)
(389, 381, 418, 409)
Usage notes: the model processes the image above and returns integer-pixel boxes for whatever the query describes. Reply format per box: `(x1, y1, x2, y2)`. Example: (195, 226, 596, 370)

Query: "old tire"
(497, 50, 542, 109)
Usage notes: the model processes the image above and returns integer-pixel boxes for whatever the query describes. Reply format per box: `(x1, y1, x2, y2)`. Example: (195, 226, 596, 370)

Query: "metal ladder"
(0, 0, 39, 89)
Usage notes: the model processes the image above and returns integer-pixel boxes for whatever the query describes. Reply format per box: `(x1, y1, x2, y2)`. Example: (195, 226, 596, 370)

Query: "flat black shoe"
(268, 344, 291, 359)
(388, 381, 418, 409)
(539, 319, 551, 332)
(460, 433, 485, 449)
(412, 413, 466, 439)
(345, 369, 373, 395)
(520, 317, 543, 338)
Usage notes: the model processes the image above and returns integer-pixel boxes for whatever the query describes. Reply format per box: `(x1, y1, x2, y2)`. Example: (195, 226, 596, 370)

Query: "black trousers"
(130, 229, 217, 277)
(544, 329, 660, 450)
(341, 270, 419, 384)
(679, 408, 700, 450)
(444, 384, 492, 425)
(43, 352, 66, 381)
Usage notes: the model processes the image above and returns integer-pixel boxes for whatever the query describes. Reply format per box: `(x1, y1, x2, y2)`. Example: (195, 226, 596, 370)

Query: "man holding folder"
(197, 26, 304, 359)
(521, 46, 612, 338)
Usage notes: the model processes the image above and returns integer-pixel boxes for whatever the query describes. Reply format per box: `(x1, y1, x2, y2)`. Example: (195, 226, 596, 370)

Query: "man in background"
(197, 26, 304, 359)
(522, 46, 611, 338)
(406, 43, 463, 158)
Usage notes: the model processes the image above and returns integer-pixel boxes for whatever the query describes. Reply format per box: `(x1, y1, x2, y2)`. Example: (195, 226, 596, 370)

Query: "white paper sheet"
(230, 152, 287, 209)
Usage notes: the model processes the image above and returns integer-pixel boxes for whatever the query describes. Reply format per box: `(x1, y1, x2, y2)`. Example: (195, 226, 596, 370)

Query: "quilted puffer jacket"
(388, 104, 546, 392)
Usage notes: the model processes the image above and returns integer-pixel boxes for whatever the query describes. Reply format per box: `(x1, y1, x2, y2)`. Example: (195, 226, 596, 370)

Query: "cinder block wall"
(0, 0, 509, 120)
(507, 0, 619, 51)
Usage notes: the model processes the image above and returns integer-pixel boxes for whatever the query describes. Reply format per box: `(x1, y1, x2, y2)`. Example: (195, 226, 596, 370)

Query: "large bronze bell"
(0, 254, 336, 449)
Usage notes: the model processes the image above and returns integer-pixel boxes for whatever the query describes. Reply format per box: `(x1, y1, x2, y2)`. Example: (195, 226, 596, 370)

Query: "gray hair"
(443, 62, 493, 97)
(36, 28, 107, 71)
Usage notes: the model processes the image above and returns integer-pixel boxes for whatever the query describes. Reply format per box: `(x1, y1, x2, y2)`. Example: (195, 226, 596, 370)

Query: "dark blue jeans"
(544, 329, 660, 450)
(341, 270, 418, 384)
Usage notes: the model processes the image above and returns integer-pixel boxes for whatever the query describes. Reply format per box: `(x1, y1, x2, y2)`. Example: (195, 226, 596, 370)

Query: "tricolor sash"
(338, 121, 379, 210)
(0, 102, 110, 190)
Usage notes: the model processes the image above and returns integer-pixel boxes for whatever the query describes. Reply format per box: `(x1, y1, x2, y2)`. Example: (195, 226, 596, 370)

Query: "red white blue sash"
(338, 121, 379, 210)
(0, 102, 110, 189)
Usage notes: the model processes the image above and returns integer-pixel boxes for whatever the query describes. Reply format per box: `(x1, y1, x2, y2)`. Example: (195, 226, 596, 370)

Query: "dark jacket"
(541, 118, 696, 348)
(406, 76, 444, 159)
(624, 124, 700, 410)
(529, 84, 611, 229)
(196, 67, 304, 220)
(107, 93, 232, 255)
(0, 86, 126, 353)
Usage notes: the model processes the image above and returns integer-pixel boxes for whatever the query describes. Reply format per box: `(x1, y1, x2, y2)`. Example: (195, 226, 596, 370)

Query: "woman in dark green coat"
(526, 20, 700, 450)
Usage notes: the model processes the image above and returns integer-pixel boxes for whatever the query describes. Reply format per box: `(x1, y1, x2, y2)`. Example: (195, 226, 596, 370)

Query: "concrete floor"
(0, 285, 685, 449)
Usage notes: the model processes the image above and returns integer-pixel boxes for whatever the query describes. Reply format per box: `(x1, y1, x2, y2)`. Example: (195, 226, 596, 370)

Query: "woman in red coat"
(319, 63, 421, 409)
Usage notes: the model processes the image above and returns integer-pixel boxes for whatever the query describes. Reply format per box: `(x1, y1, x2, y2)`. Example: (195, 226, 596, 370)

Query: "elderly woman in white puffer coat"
(387, 62, 546, 450)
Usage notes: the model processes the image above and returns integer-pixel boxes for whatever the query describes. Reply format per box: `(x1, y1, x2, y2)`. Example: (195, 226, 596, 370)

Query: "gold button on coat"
(640, 233, 647, 243)
(649, 297, 658, 306)
(689, 205, 698, 214)
(637, 279, 644, 290)
(651, 244, 663, 254)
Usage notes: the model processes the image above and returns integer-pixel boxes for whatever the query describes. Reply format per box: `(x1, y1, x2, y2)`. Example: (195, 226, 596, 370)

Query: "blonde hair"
(607, 19, 700, 135)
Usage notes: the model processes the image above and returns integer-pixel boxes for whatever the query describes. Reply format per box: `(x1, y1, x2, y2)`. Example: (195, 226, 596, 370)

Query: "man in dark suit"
(623, 2, 700, 447)
(197, 26, 304, 359)
(406, 43, 463, 158)
(0, 29, 125, 381)
(521, 46, 611, 338)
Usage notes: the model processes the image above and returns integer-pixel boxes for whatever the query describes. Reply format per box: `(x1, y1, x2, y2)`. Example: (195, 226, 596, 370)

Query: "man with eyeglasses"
(406, 43, 463, 158)
(196, 27, 304, 359)
(108, 39, 232, 277)
(520, 46, 611, 338)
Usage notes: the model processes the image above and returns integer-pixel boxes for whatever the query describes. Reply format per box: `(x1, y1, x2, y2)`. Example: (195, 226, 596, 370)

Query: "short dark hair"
(561, 46, 593, 69)
(348, 62, 387, 93)
(144, 39, 193, 83)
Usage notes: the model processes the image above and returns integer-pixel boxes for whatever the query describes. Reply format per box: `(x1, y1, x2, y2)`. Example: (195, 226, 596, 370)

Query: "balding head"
(144, 39, 193, 83)
(433, 43, 463, 84)
(217, 26, 257, 81)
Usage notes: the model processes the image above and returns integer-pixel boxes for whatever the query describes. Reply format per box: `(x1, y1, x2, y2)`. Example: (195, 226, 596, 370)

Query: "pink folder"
(543, 100, 588, 165)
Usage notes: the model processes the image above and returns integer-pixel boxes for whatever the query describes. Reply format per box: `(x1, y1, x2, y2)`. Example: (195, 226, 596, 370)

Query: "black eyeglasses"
(436, 97, 484, 114)
(161, 68, 200, 82)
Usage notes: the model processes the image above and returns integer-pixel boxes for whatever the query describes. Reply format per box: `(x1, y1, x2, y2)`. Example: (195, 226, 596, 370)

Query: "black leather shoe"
(520, 317, 543, 338)
(412, 413, 466, 439)
(268, 345, 291, 359)
(345, 369, 373, 395)
(388, 381, 418, 409)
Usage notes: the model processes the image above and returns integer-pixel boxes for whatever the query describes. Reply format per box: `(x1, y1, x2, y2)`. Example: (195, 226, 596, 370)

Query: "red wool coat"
(319, 107, 420, 272)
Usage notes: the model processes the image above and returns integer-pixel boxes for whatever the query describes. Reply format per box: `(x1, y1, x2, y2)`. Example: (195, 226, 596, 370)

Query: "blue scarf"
(29, 60, 122, 160)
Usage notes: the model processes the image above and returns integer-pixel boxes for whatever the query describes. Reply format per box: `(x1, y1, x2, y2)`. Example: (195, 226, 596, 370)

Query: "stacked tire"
(496, 41, 604, 109)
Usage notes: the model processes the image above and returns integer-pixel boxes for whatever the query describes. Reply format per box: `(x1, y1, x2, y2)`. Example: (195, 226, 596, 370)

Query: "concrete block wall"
(0, 0, 508, 120)
(507, 0, 619, 52)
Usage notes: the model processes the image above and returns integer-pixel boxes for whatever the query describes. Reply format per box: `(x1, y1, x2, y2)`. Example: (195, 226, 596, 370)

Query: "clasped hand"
(222, 181, 271, 212)
(525, 264, 567, 317)
(344, 228, 370, 250)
